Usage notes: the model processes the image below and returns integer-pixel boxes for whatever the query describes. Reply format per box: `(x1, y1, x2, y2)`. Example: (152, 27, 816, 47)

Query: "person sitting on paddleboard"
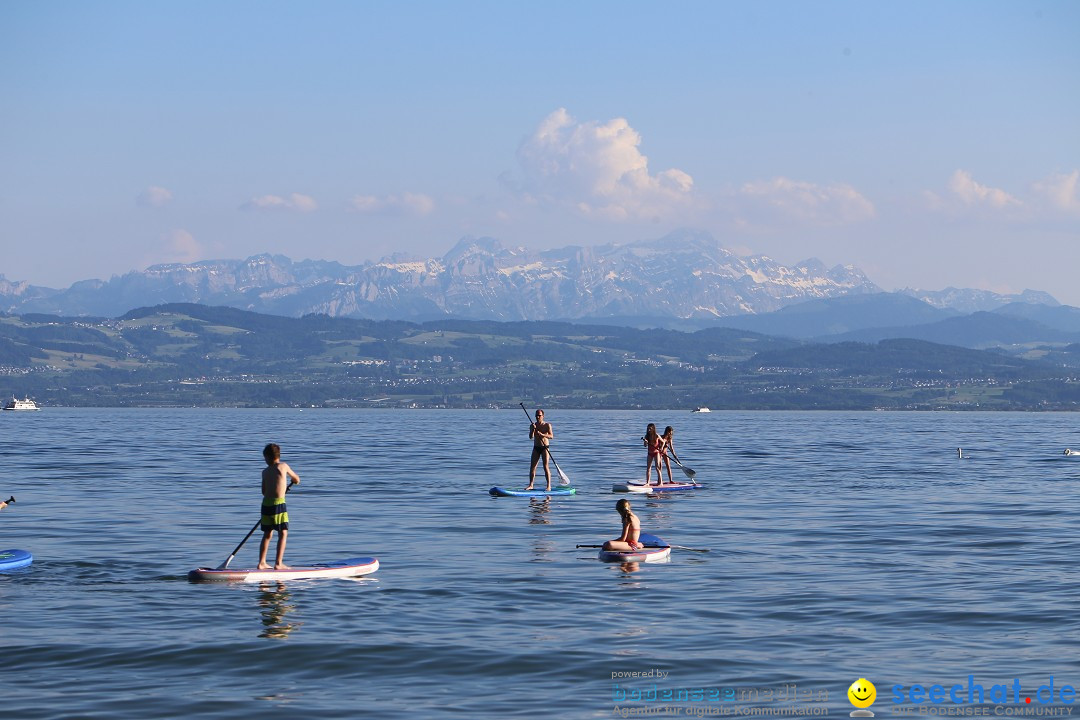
(659, 426, 681, 484)
(258, 443, 300, 570)
(643, 423, 664, 486)
(526, 409, 554, 492)
(603, 499, 643, 551)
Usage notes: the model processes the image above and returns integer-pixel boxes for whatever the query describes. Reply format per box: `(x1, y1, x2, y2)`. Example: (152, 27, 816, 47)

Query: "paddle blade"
(680, 465, 696, 478)
(553, 461, 571, 486)
(557, 459, 574, 487)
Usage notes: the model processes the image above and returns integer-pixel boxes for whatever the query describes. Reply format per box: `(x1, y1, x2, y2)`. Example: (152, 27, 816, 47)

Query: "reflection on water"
(528, 497, 551, 524)
(257, 582, 302, 639)
(531, 536, 558, 562)
(7, 409, 1080, 719)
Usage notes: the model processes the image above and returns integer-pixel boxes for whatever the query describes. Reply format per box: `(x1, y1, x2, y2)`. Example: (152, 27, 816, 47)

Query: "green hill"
(0, 304, 1076, 410)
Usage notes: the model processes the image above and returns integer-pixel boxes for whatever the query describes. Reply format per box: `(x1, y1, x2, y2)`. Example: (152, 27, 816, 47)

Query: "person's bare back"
(262, 460, 298, 499)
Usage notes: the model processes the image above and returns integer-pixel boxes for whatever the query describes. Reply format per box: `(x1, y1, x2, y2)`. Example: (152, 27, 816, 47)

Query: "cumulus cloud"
(137, 185, 173, 208)
(163, 229, 202, 263)
(241, 193, 318, 212)
(737, 177, 876, 226)
(513, 108, 695, 221)
(946, 170, 1021, 208)
(1033, 170, 1080, 213)
(349, 192, 435, 216)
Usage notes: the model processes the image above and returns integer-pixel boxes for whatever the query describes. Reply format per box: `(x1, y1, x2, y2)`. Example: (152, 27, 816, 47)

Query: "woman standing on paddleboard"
(643, 423, 663, 486)
(602, 499, 643, 551)
(526, 409, 554, 491)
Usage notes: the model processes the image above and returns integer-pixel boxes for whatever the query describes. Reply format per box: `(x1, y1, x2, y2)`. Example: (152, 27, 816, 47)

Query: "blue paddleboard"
(0, 549, 33, 572)
(489, 486, 576, 497)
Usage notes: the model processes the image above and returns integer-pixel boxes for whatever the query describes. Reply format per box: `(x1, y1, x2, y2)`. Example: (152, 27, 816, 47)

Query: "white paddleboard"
(189, 556, 379, 582)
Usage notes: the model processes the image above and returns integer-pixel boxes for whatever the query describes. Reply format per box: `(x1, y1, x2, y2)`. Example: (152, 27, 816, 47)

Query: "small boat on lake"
(692, 406, 710, 413)
(3, 396, 40, 411)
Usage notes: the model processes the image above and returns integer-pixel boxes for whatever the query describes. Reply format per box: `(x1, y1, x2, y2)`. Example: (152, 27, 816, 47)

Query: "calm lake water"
(2, 409, 1079, 719)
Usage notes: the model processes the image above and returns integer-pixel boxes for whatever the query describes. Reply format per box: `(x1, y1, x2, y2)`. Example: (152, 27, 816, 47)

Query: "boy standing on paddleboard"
(526, 409, 554, 492)
(258, 443, 300, 570)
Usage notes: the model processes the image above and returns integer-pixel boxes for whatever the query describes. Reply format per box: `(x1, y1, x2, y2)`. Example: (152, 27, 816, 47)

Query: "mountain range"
(3, 229, 1054, 323)
(1, 231, 1069, 356)
(711, 293, 1080, 348)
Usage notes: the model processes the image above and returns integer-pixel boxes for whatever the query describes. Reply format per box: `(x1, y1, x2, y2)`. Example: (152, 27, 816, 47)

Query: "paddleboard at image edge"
(0, 549, 33, 572)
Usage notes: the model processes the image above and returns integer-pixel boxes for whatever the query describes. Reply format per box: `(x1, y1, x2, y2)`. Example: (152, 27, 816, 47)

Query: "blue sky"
(3, 1, 1079, 304)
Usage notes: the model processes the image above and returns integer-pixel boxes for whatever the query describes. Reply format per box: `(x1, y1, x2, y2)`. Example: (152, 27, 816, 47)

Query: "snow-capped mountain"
(0, 231, 883, 321)
(898, 287, 1060, 313)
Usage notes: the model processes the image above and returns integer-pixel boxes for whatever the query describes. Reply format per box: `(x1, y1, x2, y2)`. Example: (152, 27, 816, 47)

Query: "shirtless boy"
(258, 443, 300, 570)
(526, 409, 554, 491)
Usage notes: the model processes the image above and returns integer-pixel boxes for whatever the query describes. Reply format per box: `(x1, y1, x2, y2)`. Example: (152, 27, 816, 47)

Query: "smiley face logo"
(848, 678, 877, 709)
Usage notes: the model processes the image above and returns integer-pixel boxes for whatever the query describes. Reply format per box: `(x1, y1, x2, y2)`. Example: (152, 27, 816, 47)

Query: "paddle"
(669, 454, 696, 480)
(217, 486, 292, 570)
(4, 496, 13, 504)
(520, 403, 571, 486)
(218, 518, 262, 569)
(667, 544, 710, 553)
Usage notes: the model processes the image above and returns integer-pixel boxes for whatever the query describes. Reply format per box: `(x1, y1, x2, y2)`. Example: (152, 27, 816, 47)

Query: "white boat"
(692, 406, 711, 413)
(3, 396, 40, 411)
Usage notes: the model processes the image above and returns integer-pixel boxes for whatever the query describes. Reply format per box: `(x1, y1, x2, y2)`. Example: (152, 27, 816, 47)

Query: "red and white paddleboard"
(188, 556, 379, 582)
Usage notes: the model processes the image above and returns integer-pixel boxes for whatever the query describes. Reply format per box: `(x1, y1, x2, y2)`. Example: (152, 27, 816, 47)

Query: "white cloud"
(514, 108, 695, 221)
(137, 185, 173, 208)
(1033, 170, 1080, 213)
(947, 170, 1020, 208)
(349, 192, 435, 216)
(241, 193, 318, 212)
(163, 229, 202, 263)
(737, 177, 876, 226)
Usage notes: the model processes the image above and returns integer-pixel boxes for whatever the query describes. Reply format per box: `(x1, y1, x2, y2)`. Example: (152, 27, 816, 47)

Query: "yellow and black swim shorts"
(260, 497, 289, 532)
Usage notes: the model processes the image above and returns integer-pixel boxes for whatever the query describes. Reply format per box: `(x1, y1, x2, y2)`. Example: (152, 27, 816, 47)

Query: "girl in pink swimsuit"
(643, 423, 664, 485)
